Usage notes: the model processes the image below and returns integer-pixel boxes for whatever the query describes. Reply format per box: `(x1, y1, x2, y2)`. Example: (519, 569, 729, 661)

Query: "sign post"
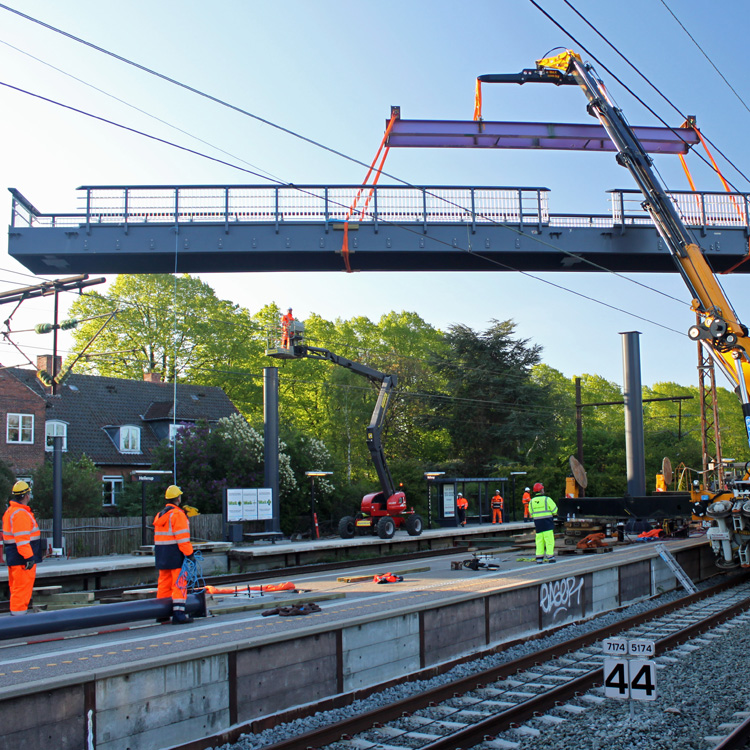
(132, 470, 172, 546)
(603, 637, 657, 716)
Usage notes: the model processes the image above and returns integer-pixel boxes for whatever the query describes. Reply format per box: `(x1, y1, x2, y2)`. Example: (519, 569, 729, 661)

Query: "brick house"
(0, 356, 240, 507)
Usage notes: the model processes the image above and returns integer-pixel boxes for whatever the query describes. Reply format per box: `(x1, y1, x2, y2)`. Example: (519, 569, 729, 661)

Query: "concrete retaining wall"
(0, 544, 715, 750)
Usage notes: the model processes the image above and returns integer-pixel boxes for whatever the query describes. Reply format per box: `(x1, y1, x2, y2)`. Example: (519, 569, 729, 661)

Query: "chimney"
(36, 355, 62, 377)
(143, 371, 163, 383)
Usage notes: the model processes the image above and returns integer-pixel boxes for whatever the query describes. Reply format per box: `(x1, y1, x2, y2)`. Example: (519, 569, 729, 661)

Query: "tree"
(30, 455, 102, 518)
(428, 320, 550, 475)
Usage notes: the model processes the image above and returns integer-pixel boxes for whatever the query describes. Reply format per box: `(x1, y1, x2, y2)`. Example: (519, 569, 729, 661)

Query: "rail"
(10, 184, 750, 236)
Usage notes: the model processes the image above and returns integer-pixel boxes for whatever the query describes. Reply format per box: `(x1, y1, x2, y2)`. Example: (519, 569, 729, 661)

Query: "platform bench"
(243, 532, 284, 544)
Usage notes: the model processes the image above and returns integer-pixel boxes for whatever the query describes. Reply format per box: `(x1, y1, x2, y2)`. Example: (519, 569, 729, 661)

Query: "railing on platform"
(9, 184, 750, 235)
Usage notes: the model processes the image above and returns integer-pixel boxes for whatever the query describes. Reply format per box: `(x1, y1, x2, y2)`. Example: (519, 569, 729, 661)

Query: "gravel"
(209, 577, 733, 750)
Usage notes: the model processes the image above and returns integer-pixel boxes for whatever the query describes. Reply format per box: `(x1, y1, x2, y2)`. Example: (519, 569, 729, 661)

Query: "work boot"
(171, 611, 194, 625)
(535, 557, 544, 564)
(545, 556, 557, 563)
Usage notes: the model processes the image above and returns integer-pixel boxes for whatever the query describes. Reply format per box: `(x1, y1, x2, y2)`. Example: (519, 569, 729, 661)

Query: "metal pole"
(263, 367, 280, 534)
(575, 377, 585, 497)
(621, 331, 646, 496)
(427, 482, 432, 530)
(141, 481, 147, 547)
(52, 435, 63, 551)
(512, 475, 517, 523)
(310, 478, 317, 539)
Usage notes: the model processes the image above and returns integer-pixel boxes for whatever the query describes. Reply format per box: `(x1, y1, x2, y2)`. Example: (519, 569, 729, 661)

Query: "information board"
(257, 488, 273, 520)
(227, 489, 244, 522)
(243, 488, 258, 520)
(227, 487, 274, 521)
(443, 485, 455, 518)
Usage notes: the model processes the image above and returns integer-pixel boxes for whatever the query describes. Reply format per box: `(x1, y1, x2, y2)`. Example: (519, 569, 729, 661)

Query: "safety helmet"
(533, 482, 544, 493)
(457, 492, 463, 497)
(495, 489, 500, 493)
(287, 307, 292, 311)
(11, 480, 30, 496)
(165, 485, 183, 500)
(525, 487, 530, 492)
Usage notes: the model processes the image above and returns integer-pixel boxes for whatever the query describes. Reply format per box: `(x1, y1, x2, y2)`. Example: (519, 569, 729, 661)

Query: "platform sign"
(227, 489, 244, 522)
(443, 485, 455, 518)
(243, 488, 259, 520)
(257, 488, 273, 520)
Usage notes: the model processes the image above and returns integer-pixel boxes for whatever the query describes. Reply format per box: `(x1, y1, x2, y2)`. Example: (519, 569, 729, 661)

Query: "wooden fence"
(36, 514, 224, 557)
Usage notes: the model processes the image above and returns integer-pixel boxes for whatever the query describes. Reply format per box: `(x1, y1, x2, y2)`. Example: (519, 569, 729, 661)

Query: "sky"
(0, 0, 749, 393)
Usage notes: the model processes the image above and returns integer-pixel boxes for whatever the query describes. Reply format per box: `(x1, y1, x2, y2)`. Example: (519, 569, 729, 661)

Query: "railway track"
(205, 574, 750, 750)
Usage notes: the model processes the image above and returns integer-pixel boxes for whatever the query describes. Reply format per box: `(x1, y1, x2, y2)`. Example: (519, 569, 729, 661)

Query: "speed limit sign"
(604, 658, 657, 701)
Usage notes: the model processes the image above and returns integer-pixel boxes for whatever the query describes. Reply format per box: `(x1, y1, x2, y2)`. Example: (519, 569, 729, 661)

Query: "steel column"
(621, 331, 646, 496)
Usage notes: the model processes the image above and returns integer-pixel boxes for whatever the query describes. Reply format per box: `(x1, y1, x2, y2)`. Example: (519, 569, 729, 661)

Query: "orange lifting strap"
(473, 79, 483, 121)
(678, 120, 750, 273)
(340, 112, 398, 272)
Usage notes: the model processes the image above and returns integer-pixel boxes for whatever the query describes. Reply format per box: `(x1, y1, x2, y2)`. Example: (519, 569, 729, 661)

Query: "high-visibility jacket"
(491, 494, 504, 509)
(281, 312, 294, 331)
(153, 503, 194, 570)
(529, 494, 557, 533)
(457, 496, 468, 510)
(2, 500, 43, 566)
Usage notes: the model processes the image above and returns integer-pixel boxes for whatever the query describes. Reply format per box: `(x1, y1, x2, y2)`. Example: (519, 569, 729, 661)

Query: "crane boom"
(480, 50, 750, 445)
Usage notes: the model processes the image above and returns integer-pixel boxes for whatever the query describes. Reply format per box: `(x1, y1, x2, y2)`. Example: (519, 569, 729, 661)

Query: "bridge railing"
(9, 185, 750, 235)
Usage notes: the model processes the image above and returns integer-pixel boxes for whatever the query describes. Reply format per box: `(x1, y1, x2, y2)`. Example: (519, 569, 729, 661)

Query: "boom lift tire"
(338, 516, 356, 539)
(405, 514, 423, 536)
(377, 516, 396, 540)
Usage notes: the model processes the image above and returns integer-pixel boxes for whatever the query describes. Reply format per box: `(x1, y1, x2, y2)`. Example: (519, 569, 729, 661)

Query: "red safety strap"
(340, 112, 398, 272)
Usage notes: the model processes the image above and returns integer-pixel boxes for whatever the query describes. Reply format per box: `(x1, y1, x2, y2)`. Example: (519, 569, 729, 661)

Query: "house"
(0, 355, 241, 506)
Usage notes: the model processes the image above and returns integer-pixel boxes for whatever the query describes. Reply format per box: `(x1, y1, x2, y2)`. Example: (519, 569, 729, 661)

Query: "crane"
(478, 50, 750, 566)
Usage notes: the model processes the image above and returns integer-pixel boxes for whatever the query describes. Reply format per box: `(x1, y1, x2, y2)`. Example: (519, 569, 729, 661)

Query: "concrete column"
(263, 367, 280, 533)
(621, 331, 646, 496)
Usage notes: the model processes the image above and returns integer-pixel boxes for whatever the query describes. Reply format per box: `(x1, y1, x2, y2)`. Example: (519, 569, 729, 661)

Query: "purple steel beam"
(386, 119, 698, 154)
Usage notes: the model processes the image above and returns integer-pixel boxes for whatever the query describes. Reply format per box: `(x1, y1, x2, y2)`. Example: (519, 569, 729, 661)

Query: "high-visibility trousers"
(8, 563, 36, 615)
(523, 502, 530, 519)
(157, 568, 187, 606)
(492, 508, 503, 523)
(535, 529, 555, 558)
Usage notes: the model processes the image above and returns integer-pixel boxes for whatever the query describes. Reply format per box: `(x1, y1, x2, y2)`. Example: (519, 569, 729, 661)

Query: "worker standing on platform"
(154, 485, 195, 624)
(281, 307, 294, 348)
(456, 492, 468, 527)
(491, 489, 504, 524)
(529, 482, 557, 563)
(2, 481, 43, 615)
(522, 487, 532, 519)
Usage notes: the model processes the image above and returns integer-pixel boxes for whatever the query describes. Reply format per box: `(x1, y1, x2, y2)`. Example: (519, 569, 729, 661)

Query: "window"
(102, 476, 123, 506)
(7, 413, 33, 444)
(168, 423, 180, 443)
(45, 421, 68, 451)
(119, 426, 141, 453)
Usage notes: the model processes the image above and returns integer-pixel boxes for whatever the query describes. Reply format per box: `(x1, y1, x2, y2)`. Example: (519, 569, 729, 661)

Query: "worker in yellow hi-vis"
(528, 482, 558, 564)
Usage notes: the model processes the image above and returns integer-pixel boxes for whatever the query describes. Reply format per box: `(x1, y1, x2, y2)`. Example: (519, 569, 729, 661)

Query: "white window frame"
(7, 413, 34, 444)
(119, 425, 141, 453)
(45, 420, 68, 451)
(102, 476, 124, 506)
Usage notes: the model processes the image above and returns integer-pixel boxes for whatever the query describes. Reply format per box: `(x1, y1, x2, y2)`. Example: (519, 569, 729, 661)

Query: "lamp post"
(510, 471, 527, 522)
(305, 471, 332, 539)
(423, 472, 445, 529)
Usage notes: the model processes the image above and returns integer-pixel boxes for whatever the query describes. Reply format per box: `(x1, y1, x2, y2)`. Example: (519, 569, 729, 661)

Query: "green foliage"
(30, 455, 103, 519)
(0, 458, 15, 502)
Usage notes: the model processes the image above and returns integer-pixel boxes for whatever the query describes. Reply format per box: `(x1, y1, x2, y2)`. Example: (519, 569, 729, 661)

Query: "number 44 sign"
(604, 658, 657, 701)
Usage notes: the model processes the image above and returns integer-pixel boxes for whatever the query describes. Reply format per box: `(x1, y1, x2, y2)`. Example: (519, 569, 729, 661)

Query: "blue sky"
(0, 0, 748, 391)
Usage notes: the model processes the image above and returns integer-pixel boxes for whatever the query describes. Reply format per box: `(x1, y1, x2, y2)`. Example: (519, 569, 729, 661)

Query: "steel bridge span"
(8, 184, 750, 275)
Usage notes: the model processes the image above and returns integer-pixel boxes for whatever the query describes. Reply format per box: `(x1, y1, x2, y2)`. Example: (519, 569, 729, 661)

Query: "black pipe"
(0, 591, 206, 641)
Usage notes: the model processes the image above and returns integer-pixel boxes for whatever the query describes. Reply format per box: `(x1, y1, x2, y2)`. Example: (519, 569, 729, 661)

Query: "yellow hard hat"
(12, 480, 30, 496)
(165, 485, 183, 500)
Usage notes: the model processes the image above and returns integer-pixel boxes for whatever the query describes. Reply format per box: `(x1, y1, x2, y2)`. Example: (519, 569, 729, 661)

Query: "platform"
(0, 533, 720, 750)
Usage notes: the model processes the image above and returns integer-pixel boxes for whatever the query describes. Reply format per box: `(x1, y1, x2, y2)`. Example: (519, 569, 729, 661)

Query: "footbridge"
(8, 184, 750, 275)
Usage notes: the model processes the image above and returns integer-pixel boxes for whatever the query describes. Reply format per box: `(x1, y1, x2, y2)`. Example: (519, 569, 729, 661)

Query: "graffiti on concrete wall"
(539, 576, 585, 626)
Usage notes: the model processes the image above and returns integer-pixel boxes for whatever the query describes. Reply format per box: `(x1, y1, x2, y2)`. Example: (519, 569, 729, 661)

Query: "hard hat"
(287, 307, 292, 311)
(11, 480, 30, 495)
(165, 485, 183, 500)
(457, 492, 463, 497)
(495, 489, 500, 493)
(533, 482, 544, 493)
(525, 487, 530, 492)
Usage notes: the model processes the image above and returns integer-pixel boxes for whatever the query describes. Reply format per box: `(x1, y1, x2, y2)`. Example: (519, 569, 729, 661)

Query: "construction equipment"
(481, 50, 750, 566)
(267, 326, 423, 539)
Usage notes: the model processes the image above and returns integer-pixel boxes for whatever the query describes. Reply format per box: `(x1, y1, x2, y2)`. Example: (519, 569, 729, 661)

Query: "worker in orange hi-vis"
(491, 489, 504, 524)
(2, 481, 43, 615)
(154, 485, 195, 625)
(280, 307, 294, 348)
(456, 492, 468, 527)
(522, 487, 532, 519)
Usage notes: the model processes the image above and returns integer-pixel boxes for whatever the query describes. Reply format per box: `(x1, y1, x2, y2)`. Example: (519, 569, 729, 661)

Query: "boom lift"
(480, 50, 750, 566)
(267, 328, 423, 540)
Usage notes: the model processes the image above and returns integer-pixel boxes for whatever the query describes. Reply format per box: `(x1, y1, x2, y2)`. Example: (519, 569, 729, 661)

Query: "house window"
(102, 476, 123, 506)
(169, 423, 179, 443)
(7, 413, 33, 444)
(120, 426, 141, 453)
(45, 421, 68, 451)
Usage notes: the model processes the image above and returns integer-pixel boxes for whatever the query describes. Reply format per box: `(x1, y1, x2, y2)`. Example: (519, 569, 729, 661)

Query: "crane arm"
(298, 346, 398, 498)
(482, 50, 750, 444)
